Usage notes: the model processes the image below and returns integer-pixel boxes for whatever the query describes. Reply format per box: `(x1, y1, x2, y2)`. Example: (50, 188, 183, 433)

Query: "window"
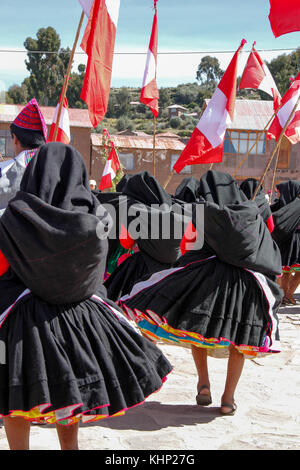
(170, 154, 192, 174)
(223, 130, 266, 156)
(0, 130, 14, 158)
(119, 153, 134, 170)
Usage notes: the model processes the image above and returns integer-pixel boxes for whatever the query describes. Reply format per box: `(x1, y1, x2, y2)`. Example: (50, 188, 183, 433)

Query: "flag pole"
(53, 10, 85, 142)
(153, 117, 157, 177)
(152, 0, 158, 178)
(164, 168, 175, 190)
(252, 94, 300, 200)
(269, 145, 280, 203)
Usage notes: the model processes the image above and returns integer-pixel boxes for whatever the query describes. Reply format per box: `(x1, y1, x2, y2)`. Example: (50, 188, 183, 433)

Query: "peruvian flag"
(268, 0, 300, 38)
(173, 39, 246, 173)
(239, 42, 281, 110)
(268, 72, 300, 144)
(140, 8, 159, 117)
(80, 0, 120, 127)
(48, 94, 71, 144)
(99, 143, 121, 190)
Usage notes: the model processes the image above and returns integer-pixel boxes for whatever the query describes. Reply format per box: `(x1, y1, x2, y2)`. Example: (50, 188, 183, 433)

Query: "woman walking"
(120, 171, 283, 415)
(0, 143, 172, 450)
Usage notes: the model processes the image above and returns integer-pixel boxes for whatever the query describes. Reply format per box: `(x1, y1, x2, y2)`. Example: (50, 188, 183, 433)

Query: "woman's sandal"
(196, 385, 212, 406)
(220, 401, 237, 416)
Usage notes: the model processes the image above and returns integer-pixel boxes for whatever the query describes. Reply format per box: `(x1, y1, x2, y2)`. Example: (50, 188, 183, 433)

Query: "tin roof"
(0, 103, 92, 128)
(204, 99, 274, 131)
(91, 133, 185, 151)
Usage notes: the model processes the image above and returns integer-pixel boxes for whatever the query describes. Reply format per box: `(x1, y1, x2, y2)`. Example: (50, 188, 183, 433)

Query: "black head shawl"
(190, 171, 282, 276)
(271, 180, 300, 244)
(276, 180, 300, 208)
(175, 177, 201, 203)
(116, 173, 134, 192)
(198, 170, 248, 205)
(0, 142, 112, 304)
(240, 178, 272, 224)
(119, 171, 172, 206)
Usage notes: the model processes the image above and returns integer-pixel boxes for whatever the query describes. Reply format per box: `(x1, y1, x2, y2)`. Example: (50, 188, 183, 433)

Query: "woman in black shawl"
(102, 171, 187, 301)
(120, 170, 283, 415)
(0, 143, 172, 450)
(271, 180, 300, 304)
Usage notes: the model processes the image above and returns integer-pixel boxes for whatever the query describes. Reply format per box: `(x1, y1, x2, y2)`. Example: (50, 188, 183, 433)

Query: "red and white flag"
(173, 39, 246, 173)
(268, 72, 300, 144)
(268, 0, 300, 38)
(140, 8, 159, 117)
(48, 95, 71, 144)
(99, 143, 121, 190)
(80, 0, 120, 127)
(239, 42, 281, 110)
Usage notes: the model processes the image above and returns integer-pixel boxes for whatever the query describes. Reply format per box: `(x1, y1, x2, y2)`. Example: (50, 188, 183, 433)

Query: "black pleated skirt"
(0, 293, 172, 425)
(104, 251, 171, 301)
(119, 253, 282, 358)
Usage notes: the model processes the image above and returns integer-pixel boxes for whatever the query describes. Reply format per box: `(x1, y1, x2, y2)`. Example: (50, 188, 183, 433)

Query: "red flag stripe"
(80, 0, 120, 127)
(48, 98, 70, 144)
(268, 0, 300, 38)
(173, 40, 246, 173)
(239, 44, 281, 110)
(268, 73, 300, 144)
(140, 11, 159, 118)
(99, 145, 121, 190)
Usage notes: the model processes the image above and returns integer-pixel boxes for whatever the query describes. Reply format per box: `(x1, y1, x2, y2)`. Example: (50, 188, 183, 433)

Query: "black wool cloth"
(240, 178, 272, 225)
(174, 177, 201, 203)
(271, 180, 300, 267)
(103, 172, 189, 301)
(0, 143, 172, 422)
(120, 171, 283, 355)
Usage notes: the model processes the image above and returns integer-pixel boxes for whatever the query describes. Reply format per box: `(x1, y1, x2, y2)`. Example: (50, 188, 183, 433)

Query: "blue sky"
(0, 0, 300, 93)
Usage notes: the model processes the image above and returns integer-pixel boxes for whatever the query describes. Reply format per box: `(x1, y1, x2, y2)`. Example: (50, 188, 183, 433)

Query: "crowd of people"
(0, 98, 299, 450)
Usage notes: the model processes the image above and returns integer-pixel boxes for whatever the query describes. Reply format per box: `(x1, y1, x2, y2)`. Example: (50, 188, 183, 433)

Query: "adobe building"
(200, 99, 300, 192)
(0, 103, 91, 168)
(1, 99, 298, 196)
(90, 131, 187, 195)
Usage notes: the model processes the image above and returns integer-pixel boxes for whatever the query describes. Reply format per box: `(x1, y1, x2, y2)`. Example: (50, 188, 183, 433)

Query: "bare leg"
(221, 345, 245, 413)
(56, 422, 79, 450)
(278, 272, 291, 299)
(191, 346, 210, 394)
(3, 416, 31, 450)
(286, 271, 300, 302)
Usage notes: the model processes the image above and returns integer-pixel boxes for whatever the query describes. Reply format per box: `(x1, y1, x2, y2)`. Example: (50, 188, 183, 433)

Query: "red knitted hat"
(13, 98, 48, 143)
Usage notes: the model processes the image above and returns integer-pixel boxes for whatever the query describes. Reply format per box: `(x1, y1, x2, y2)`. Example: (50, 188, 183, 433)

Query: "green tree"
(267, 48, 300, 96)
(67, 64, 87, 108)
(196, 56, 223, 90)
(24, 27, 71, 106)
(114, 87, 131, 117)
(7, 83, 29, 104)
(172, 83, 201, 105)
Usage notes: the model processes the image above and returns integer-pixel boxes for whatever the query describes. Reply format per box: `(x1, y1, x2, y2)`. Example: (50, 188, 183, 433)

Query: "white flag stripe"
(105, 0, 120, 27)
(78, 0, 93, 17)
(141, 50, 156, 88)
(277, 88, 300, 129)
(52, 105, 70, 140)
(103, 158, 116, 180)
(197, 88, 231, 148)
(259, 63, 279, 97)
